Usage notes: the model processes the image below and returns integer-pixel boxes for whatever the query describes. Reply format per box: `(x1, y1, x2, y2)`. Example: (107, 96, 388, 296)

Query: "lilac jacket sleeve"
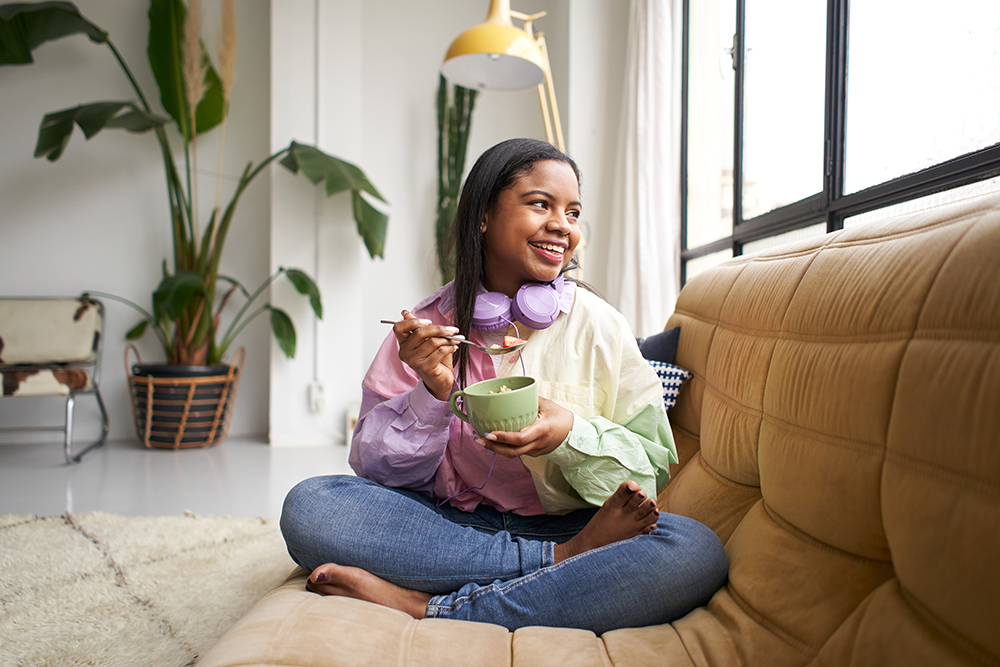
(348, 381, 456, 493)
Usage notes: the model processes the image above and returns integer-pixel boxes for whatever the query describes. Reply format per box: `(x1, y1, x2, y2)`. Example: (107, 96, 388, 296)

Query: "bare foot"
(553, 481, 659, 563)
(306, 563, 432, 620)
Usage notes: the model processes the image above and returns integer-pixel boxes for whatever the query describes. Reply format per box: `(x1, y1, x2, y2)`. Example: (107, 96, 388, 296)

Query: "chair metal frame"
(0, 297, 110, 464)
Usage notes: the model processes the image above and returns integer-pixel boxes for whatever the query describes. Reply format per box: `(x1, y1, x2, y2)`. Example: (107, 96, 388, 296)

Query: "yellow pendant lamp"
(441, 0, 544, 91)
(441, 0, 565, 152)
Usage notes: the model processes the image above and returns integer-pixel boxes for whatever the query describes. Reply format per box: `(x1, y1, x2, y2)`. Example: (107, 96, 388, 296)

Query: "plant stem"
(105, 40, 153, 112)
(212, 111, 227, 256)
(205, 148, 290, 286)
(104, 35, 190, 279)
(215, 304, 268, 361)
(214, 269, 284, 360)
(84, 290, 170, 353)
(183, 141, 195, 262)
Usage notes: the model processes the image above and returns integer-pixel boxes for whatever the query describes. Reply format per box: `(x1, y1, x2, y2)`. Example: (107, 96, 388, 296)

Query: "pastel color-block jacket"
(350, 281, 677, 515)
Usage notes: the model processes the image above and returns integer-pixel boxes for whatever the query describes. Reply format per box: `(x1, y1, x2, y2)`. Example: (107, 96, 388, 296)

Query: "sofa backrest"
(663, 192, 1000, 666)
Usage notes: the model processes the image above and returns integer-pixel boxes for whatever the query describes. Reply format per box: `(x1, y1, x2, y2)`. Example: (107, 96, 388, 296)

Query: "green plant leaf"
(125, 319, 148, 339)
(282, 142, 387, 202)
(33, 102, 166, 161)
(153, 270, 205, 321)
(353, 191, 389, 259)
(105, 107, 169, 132)
(280, 141, 389, 259)
(283, 268, 323, 320)
(269, 306, 296, 358)
(0, 2, 107, 66)
(147, 0, 224, 143)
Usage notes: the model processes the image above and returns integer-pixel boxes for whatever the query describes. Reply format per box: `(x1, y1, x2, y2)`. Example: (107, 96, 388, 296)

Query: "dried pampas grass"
(182, 0, 208, 127)
(183, 0, 207, 240)
(213, 0, 237, 238)
(179, 0, 240, 250)
(217, 0, 237, 102)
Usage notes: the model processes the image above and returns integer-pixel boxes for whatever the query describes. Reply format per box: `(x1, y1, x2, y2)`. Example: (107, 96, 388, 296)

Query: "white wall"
(565, 1, 631, 294)
(1, 0, 629, 448)
(0, 0, 271, 444)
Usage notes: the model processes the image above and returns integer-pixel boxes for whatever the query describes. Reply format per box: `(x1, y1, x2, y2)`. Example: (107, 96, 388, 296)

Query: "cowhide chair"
(0, 296, 109, 463)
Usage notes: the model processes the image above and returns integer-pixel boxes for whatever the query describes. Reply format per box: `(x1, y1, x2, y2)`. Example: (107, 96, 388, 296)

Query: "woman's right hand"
(393, 310, 460, 401)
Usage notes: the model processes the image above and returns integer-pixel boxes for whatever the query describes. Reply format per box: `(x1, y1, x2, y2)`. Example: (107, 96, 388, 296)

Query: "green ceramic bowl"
(449, 376, 538, 435)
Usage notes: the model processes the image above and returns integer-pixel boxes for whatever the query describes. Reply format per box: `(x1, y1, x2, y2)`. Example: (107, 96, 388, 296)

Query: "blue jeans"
(280, 475, 728, 635)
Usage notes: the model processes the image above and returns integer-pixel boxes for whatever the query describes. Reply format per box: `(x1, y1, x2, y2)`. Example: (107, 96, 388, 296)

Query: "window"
(681, 0, 1000, 282)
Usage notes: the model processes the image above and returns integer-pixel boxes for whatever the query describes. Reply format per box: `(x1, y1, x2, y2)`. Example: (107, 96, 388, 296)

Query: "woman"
(280, 138, 727, 635)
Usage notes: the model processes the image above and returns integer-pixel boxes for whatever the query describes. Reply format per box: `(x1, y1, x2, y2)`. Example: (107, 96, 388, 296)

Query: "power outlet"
(307, 381, 325, 413)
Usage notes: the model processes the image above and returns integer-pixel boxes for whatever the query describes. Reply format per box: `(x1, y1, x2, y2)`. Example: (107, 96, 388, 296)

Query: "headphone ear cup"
(473, 291, 512, 331)
(512, 282, 562, 329)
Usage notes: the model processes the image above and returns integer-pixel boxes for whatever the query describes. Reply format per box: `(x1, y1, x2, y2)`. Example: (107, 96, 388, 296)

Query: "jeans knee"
(685, 516, 728, 589)
(283, 474, 376, 525)
(281, 477, 317, 528)
(660, 514, 728, 585)
(281, 476, 342, 536)
(280, 475, 364, 568)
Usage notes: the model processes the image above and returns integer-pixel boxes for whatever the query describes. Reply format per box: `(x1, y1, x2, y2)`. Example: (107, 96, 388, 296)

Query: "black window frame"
(680, 0, 1000, 283)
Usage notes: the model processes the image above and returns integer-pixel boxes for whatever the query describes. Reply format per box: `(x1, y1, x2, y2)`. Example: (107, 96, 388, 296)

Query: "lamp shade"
(441, 1, 544, 91)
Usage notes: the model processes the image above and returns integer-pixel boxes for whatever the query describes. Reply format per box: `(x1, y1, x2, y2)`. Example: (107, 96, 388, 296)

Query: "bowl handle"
(449, 390, 471, 424)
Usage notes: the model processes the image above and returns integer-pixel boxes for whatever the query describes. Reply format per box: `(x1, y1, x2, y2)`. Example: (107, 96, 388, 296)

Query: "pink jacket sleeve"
(348, 302, 457, 492)
(349, 381, 454, 493)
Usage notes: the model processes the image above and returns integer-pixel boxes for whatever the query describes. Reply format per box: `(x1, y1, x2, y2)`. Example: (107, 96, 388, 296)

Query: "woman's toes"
(637, 498, 658, 520)
(626, 488, 649, 511)
(609, 480, 640, 508)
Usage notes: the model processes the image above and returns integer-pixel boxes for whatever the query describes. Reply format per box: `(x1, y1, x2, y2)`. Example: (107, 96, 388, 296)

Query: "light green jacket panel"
(508, 287, 678, 514)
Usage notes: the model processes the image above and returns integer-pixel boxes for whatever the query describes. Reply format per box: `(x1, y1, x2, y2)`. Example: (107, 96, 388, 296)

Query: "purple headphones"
(473, 275, 575, 331)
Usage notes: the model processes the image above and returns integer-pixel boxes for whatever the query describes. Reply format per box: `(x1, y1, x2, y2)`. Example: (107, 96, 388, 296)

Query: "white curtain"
(607, 0, 683, 337)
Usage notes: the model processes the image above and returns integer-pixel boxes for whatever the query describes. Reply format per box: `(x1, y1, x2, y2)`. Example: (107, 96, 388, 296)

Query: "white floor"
(0, 435, 354, 519)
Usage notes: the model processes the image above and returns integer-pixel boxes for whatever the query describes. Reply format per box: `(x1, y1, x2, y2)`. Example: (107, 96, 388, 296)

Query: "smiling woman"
(480, 160, 582, 297)
(277, 137, 727, 636)
(481, 159, 583, 297)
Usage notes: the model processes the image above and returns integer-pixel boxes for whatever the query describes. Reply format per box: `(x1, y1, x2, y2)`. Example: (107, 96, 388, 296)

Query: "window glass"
(844, 177, 1000, 228)
(742, 222, 827, 255)
(845, 0, 1000, 194)
(742, 0, 827, 219)
(685, 249, 734, 281)
(686, 0, 736, 249)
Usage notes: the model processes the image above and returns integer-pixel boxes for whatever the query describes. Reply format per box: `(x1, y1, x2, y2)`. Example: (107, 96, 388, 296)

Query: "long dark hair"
(445, 138, 582, 387)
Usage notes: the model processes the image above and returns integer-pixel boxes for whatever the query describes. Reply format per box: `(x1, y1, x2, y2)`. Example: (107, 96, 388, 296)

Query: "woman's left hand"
(477, 397, 573, 458)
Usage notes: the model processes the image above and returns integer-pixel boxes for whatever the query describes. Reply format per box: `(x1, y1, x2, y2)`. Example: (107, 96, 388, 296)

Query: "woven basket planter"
(125, 345, 245, 449)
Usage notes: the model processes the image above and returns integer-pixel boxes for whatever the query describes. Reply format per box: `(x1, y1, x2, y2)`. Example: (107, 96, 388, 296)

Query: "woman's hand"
(393, 310, 459, 401)
(477, 397, 574, 458)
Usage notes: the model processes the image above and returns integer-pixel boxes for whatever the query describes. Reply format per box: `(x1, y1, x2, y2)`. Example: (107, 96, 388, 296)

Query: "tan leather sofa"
(198, 192, 1000, 666)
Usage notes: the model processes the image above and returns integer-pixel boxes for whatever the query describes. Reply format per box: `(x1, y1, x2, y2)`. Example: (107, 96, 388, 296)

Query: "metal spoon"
(380, 320, 527, 355)
(444, 335, 528, 355)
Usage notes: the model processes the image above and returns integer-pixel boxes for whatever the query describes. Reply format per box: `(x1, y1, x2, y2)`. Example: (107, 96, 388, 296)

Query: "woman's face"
(481, 159, 582, 297)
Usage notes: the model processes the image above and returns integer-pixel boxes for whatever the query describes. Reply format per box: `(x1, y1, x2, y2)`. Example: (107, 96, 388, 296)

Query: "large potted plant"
(0, 0, 389, 448)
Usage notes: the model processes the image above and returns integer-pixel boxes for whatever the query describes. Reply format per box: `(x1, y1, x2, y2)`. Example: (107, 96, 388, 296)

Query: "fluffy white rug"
(0, 512, 297, 667)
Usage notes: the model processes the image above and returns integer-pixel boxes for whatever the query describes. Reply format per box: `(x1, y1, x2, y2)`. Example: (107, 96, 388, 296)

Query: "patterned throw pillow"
(648, 360, 693, 410)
